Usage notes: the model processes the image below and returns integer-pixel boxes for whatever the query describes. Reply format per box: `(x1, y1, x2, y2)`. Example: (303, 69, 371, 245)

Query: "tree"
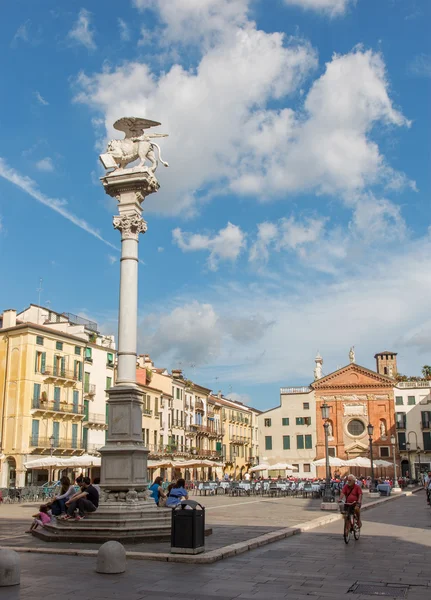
(422, 365, 431, 380)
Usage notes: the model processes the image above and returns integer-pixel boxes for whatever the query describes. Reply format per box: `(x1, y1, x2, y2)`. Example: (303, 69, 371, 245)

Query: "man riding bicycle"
(339, 474, 362, 528)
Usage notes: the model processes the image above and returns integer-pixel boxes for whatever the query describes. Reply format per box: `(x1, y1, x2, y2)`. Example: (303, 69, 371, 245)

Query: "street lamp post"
(321, 403, 333, 503)
(233, 448, 238, 481)
(368, 423, 376, 492)
(390, 434, 400, 491)
(406, 441, 412, 482)
(49, 434, 55, 484)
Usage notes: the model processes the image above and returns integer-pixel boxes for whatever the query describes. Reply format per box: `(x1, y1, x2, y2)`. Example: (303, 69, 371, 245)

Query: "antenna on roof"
(36, 278, 43, 323)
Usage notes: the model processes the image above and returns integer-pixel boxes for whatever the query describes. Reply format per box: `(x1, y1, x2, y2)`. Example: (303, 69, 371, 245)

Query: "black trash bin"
(170, 500, 205, 555)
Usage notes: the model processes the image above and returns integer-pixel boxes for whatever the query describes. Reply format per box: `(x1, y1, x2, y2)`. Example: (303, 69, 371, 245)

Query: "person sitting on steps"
(64, 476, 99, 521)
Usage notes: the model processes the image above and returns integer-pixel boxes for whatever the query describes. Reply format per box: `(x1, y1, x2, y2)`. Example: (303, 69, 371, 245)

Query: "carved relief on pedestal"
(343, 403, 368, 417)
(113, 214, 147, 240)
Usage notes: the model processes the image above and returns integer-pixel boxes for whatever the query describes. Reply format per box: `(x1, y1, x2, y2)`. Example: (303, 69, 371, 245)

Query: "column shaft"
(117, 237, 139, 385)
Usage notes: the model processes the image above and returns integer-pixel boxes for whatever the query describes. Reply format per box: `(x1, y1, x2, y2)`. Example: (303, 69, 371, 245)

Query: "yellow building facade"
(0, 310, 87, 487)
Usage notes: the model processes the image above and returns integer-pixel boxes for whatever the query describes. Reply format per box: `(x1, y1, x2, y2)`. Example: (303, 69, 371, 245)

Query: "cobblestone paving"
(1, 491, 430, 599)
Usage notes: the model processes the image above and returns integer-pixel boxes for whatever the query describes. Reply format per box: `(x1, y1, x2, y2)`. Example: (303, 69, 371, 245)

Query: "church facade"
(313, 351, 396, 475)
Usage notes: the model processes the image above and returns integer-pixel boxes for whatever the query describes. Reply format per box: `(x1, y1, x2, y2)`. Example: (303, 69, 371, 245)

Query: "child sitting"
(27, 504, 51, 533)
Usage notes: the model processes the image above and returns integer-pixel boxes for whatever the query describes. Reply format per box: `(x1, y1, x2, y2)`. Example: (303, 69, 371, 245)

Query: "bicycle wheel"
(343, 517, 351, 544)
(354, 521, 361, 540)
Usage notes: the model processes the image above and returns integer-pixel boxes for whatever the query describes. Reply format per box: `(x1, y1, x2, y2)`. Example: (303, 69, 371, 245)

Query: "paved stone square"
(0, 491, 430, 599)
(0, 490, 385, 553)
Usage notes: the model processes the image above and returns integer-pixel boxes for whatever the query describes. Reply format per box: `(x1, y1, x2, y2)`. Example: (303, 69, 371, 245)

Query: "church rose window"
(347, 419, 365, 436)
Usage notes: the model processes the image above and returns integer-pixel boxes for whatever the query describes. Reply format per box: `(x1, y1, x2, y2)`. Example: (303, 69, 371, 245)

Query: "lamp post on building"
(406, 441, 412, 482)
(368, 423, 376, 492)
(407, 431, 420, 482)
(390, 434, 401, 492)
(49, 434, 55, 484)
(320, 403, 333, 503)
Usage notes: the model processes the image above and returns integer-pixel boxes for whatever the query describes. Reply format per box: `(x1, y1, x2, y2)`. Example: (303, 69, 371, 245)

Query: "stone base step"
(50, 515, 170, 528)
(32, 524, 213, 544)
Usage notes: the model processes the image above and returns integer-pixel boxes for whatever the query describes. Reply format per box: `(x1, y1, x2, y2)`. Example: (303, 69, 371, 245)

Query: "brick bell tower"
(374, 351, 398, 377)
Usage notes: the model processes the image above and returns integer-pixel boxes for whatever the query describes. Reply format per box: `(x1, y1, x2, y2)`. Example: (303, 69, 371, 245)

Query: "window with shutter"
(297, 435, 304, 449)
(33, 383, 41, 409)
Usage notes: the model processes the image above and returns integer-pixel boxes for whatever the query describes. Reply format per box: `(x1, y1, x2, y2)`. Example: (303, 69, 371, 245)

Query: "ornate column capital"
(113, 214, 147, 240)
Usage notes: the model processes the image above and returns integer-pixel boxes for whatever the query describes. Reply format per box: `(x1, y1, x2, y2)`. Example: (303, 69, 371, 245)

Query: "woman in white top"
(50, 476, 76, 517)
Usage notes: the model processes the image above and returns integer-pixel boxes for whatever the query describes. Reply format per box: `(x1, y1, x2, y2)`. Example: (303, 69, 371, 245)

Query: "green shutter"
(297, 435, 304, 449)
(31, 420, 39, 445)
(265, 436, 272, 450)
(41, 352, 46, 373)
(73, 390, 79, 414)
(78, 362, 82, 381)
(283, 435, 290, 450)
(83, 427, 88, 450)
(33, 383, 41, 408)
(52, 422, 59, 445)
(84, 400, 89, 420)
(54, 387, 61, 409)
(60, 356, 65, 376)
(305, 435, 312, 449)
(72, 424, 78, 449)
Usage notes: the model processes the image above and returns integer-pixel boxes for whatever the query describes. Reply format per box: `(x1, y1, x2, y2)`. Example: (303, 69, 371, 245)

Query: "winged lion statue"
(100, 117, 169, 174)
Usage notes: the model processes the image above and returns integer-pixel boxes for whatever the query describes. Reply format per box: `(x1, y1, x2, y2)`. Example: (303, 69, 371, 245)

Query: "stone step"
(51, 516, 170, 528)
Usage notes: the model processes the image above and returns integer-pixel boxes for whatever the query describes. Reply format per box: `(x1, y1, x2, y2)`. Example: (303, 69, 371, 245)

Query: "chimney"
(2, 309, 17, 329)
(218, 390, 222, 398)
(172, 369, 183, 379)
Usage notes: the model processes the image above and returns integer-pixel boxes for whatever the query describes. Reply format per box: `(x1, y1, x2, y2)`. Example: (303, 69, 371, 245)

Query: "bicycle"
(339, 501, 360, 544)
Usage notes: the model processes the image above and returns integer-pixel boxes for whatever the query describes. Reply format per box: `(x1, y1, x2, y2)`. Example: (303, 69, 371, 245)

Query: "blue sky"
(0, 0, 430, 410)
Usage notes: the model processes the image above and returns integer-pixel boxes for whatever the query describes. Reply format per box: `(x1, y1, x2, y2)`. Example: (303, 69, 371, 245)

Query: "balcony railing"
(42, 366, 79, 383)
(31, 398, 85, 416)
(421, 421, 431, 430)
(186, 424, 224, 437)
(396, 421, 407, 429)
(171, 419, 184, 428)
(29, 437, 85, 450)
(143, 408, 153, 417)
(84, 412, 107, 426)
(86, 442, 103, 454)
(230, 435, 249, 445)
(280, 386, 312, 394)
(195, 399, 204, 411)
(84, 384, 96, 396)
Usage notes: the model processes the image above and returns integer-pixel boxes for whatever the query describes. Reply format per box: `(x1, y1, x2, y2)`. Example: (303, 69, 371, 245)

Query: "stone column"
(99, 169, 159, 494)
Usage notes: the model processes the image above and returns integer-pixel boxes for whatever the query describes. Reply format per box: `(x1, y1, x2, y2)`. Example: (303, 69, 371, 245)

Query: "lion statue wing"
(114, 117, 161, 139)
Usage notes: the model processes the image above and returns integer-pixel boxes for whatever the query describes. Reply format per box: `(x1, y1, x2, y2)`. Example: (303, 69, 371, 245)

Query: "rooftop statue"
(99, 117, 169, 174)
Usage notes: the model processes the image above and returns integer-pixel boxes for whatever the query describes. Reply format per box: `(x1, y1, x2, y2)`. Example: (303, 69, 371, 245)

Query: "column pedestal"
(33, 165, 172, 544)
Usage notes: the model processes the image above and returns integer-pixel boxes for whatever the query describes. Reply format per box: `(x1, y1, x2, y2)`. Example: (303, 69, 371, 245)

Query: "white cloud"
(172, 222, 246, 270)
(409, 54, 431, 78)
(35, 157, 54, 172)
(133, 0, 250, 47)
(350, 194, 407, 242)
(231, 48, 412, 200)
(283, 0, 357, 17)
(118, 18, 130, 42)
(278, 215, 327, 250)
(0, 157, 117, 251)
(249, 222, 279, 263)
(34, 91, 49, 106)
(226, 392, 251, 405)
(68, 8, 96, 50)
(73, 14, 317, 216)
(142, 232, 431, 387)
(140, 301, 221, 364)
(157, 246, 164, 252)
(11, 20, 30, 46)
(108, 255, 117, 265)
